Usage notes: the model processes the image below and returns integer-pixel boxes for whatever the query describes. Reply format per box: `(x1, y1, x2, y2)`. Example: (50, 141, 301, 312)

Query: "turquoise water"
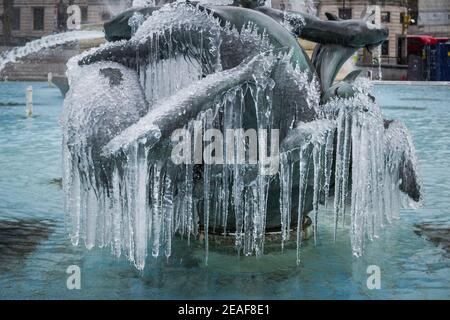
(0, 82, 449, 299)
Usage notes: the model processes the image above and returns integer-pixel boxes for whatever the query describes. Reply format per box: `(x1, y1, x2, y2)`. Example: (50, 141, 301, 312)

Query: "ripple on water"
(0, 219, 55, 273)
(414, 221, 450, 258)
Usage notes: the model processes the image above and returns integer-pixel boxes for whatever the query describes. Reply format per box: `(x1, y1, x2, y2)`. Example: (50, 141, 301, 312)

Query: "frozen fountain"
(61, 0, 422, 270)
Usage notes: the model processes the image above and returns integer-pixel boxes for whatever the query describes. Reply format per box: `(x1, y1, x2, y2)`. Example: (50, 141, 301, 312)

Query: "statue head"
(239, 0, 266, 9)
(324, 10, 389, 49)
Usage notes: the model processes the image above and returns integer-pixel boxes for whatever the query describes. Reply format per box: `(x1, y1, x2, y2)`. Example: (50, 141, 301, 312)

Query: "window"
(101, 12, 111, 21)
(33, 7, 45, 31)
(56, 2, 67, 31)
(381, 40, 389, 56)
(12, 7, 21, 31)
(81, 7, 88, 24)
(397, 37, 407, 64)
(381, 11, 390, 23)
(338, 8, 352, 20)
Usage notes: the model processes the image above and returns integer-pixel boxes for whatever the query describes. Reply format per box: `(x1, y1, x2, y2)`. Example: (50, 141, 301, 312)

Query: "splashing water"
(287, 0, 317, 16)
(62, 3, 421, 270)
(128, 12, 146, 36)
(99, 0, 129, 16)
(197, 0, 235, 5)
(133, 0, 156, 7)
(304, 0, 317, 16)
(377, 45, 383, 80)
(0, 31, 105, 74)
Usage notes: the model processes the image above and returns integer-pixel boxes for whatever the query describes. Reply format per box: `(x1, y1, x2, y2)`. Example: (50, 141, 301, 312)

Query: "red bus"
(407, 35, 438, 57)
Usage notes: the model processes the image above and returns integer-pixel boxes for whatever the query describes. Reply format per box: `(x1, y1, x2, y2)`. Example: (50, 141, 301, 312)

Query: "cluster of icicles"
(62, 4, 420, 270)
(280, 87, 421, 265)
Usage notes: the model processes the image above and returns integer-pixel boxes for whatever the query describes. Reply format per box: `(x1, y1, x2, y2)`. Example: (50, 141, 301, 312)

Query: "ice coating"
(103, 53, 275, 155)
(322, 85, 422, 257)
(384, 120, 423, 208)
(62, 3, 422, 269)
(128, 12, 146, 36)
(277, 79, 422, 260)
(63, 71, 282, 269)
(62, 61, 148, 248)
(0, 31, 104, 74)
(281, 11, 306, 34)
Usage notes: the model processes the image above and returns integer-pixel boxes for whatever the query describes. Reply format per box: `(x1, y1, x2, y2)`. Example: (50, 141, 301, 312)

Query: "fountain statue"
(61, 0, 422, 270)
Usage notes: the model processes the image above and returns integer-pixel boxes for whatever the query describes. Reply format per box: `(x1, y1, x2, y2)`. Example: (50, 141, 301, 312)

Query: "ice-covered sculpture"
(62, 0, 422, 269)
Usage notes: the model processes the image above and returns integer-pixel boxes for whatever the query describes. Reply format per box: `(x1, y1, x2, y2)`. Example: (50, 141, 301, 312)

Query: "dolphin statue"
(62, 0, 421, 263)
(95, 1, 388, 97)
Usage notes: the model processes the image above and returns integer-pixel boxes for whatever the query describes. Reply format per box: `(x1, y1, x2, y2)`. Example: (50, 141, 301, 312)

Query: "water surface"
(0, 82, 449, 299)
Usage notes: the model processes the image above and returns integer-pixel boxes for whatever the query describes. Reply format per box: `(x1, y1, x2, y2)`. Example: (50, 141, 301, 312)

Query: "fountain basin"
(0, 81, 447, 298)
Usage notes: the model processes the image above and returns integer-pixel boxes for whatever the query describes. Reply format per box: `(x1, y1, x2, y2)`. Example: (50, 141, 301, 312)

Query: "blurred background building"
(273, 1, 413, 67)
(1, 0, 449, 81)
(272, 0, 449, 81)
(0, 0, 132, 46)
(410, 0, 450, 37)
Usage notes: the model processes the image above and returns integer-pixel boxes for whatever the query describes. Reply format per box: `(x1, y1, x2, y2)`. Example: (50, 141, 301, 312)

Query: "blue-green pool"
(0, 82, 449, 299)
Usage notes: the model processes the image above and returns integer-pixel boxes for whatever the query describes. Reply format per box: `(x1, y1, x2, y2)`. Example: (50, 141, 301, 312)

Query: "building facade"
(0, 0, 131, 45)
(272, 0, 410, 64)
(414, 0, 450, 37)
(271, 0, 316, 14)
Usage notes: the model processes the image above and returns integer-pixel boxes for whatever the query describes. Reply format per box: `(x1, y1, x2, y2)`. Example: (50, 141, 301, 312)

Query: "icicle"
(203, 110, 213, 265)
(231, 88, 245, 250)
(377, 46, 383, 80)
(185, 162, 194, 243)
(134, 143, 149, 270)
(333, 112, 345, 240)
(296, 149, 308, 265)
(96, 187, 109, 249)
(111, 165, 122, 257)
(254, 178, 268, 256)
(279, 152, 293, 250)
(323, 129, 335, 207)
(151, 163, 162, 258)
(350, 117, 366, 257)
(254, 79, 274, 257)
(233, 150, 244, 250)
(243, 189, 254, 256)
(312, 144, 321, 245)
(68, 160, 81, 246)
(340, 112, 352, 226)
(84, 186, 97, 250)
(163, 174, 174, 259)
